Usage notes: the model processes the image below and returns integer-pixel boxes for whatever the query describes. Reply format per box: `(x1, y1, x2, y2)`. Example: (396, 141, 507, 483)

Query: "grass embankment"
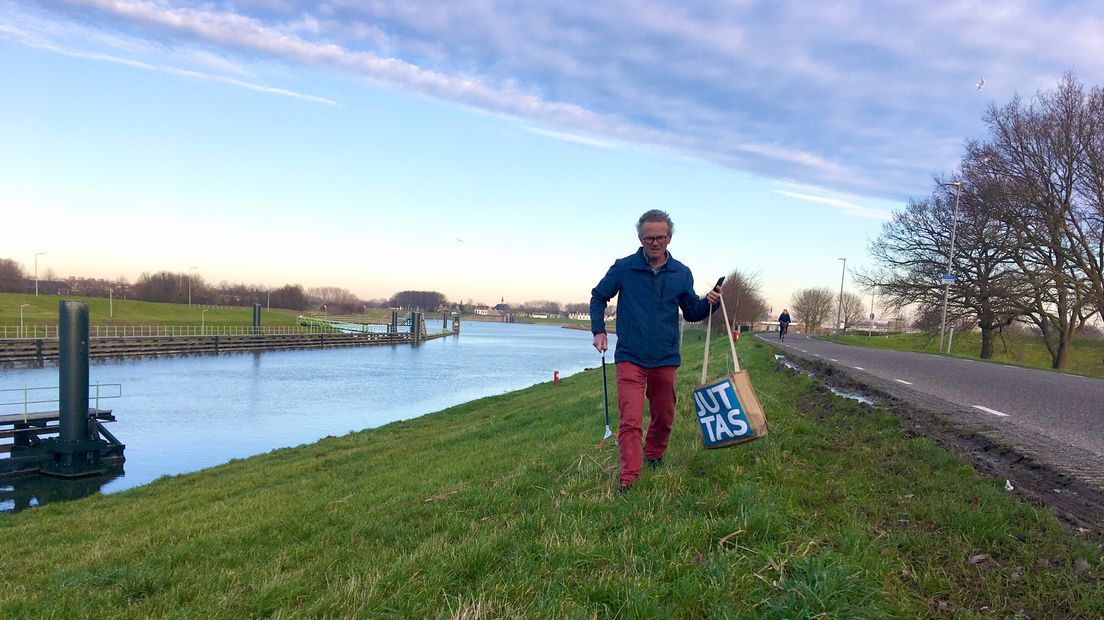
(0, 293, 305, 328)
(823, 331, 1104, 379)
(1, 292, 600, 332)
(1, 334, 1099, 617)
(0, 293, 535, 331)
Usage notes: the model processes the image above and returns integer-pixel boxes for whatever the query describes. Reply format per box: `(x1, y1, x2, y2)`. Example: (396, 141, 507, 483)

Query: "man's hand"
(593, 332, 608, 353)
(706, 286, 722, 305)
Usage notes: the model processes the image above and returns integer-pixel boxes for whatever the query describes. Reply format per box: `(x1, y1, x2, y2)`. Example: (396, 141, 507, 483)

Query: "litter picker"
(598, 352, 616, 449)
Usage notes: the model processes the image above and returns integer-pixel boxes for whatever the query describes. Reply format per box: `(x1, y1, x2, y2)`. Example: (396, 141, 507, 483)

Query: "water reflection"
(0, 467, 124, 513)
(0, 322, 614, 511)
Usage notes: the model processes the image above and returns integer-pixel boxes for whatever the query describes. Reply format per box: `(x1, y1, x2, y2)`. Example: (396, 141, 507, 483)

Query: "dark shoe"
(618, 484, 632, 495)
(645, 457, 664, 469)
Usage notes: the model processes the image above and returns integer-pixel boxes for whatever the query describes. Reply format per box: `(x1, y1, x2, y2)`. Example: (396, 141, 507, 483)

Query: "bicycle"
(779, 322, 789, 341)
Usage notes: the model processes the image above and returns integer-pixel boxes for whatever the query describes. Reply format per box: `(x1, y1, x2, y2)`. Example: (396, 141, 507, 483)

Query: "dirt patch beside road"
(776, 351, 1104, 538)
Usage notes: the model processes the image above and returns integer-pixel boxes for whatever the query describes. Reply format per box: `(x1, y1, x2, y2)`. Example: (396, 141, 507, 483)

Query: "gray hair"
(636, 210, 674, 238)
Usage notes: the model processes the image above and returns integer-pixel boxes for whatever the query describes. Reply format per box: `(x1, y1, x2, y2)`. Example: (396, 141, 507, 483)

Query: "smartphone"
(714, 276, 725, 290)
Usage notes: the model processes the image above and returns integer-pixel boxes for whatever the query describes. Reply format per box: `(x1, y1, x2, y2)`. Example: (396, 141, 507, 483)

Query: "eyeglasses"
(641, 235, 669, 245)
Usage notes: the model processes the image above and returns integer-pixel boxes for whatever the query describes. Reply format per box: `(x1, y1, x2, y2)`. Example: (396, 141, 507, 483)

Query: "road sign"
(941, 274, 956, 284)
(869, 313, 875, 320)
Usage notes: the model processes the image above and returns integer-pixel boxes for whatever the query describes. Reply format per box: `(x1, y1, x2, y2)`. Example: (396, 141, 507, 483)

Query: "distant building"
(21, 278, 69, 295)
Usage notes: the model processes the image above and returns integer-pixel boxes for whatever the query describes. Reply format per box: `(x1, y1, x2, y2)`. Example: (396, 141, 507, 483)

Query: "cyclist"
(778, 309, 791, 340)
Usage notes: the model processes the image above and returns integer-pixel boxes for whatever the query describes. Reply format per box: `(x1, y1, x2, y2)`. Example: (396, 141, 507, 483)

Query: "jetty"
(1, 302, 125, 479)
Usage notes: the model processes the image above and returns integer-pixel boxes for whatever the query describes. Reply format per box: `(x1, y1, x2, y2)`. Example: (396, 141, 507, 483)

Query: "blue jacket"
(590, 248, 715, 368)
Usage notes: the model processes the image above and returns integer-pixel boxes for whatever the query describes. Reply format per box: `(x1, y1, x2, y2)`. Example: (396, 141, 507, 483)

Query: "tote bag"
(693, 296, 769, 449)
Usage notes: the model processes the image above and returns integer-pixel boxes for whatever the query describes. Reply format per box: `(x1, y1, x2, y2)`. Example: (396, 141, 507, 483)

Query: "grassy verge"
(0, 292, 305, 328)
(823, 331, 1104, 379)
(2, 293, 462, 330)
(1, 333, 1099, 617)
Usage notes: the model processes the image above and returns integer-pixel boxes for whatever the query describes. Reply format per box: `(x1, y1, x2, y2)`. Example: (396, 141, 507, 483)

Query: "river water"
(0, 321, 615, 511)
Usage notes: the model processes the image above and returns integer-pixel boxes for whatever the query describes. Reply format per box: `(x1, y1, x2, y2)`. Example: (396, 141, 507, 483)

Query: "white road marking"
(814, 354, 822, 357)
(853, 366, 865, 370)
(894, 379, 913, 385)
(973, 405, 1010, 417)
(829, 358, 838, 362)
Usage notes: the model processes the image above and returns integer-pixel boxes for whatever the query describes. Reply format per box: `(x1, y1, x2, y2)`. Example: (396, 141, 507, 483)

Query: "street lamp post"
(837, 257, 846, 331)
(188, 266, 198, 307)
(939, 182, 963, 354)
(267, 290, 271, 311)
(201, 309, 209, 335)
(34, 253, 45, 296)
(869, 287, 876, 338)
(109, 288, 113, 317)
(19, 304, 29, 338)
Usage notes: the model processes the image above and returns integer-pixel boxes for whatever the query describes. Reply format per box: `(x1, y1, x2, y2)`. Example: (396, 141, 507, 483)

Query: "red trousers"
(616, 362, 678, 486)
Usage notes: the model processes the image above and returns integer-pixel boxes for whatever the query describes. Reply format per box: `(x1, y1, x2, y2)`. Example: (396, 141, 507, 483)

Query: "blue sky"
(3, 1, 1103, 313)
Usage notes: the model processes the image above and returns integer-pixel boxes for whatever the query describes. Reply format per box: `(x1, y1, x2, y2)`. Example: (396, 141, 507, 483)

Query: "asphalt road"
(759, 333, 1104, 485)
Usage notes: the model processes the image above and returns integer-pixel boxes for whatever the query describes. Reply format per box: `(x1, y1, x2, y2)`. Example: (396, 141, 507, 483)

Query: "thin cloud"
(0, 21, 337, 105)
(526, 127, 619, 149)
(774, 190, 892, 221)
(68, 0, 601, 126)
(736, 142, 844, 175)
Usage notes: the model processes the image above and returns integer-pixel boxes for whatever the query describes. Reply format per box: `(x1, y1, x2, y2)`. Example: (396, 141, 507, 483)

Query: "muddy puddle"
(775, 354, 876, 405)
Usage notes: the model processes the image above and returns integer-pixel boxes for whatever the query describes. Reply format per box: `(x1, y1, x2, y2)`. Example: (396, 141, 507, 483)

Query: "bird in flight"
(976, 78, 985, 91)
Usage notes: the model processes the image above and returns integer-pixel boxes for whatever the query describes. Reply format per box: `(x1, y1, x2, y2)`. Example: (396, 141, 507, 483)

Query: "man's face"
(639, 221, 671, 262)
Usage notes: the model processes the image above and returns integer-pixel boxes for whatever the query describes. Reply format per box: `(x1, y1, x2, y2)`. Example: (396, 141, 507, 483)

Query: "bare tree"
(134, 271, 195, 304)
(308, 287, 360, 305)
(712, 269, 767, 334)
(269, 284, 308, 311)
(0, 258, 26, 292)
(791, 287, 835, 334)
(839, 291, 867, 330)
(971, 75, 1097, 368)
(389, 290, 448, 310)
(858, 170, 1023, 358)
(1072, 82, 1104, 321)
(521, 300, 563, 314)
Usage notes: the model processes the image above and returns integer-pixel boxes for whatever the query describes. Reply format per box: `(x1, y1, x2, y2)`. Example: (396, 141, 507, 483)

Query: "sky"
(3, 1, 1104, 314)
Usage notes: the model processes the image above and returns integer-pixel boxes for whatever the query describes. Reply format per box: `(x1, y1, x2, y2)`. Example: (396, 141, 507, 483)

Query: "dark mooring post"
(390, 311, 399, 333)
(411, 311, 422, 345)
(41, 301, 107, 478)
(252, 303, 262, 335)
(443, 313, 448, 329)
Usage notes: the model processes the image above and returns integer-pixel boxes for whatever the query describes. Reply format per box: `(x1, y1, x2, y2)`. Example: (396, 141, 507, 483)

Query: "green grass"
(823, 330, 1104, 379)
(1, 333, 1099, 617)
(0, 292, 307, 328)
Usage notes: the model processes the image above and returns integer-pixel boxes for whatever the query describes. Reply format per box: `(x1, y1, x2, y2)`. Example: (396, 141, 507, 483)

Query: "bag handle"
(700, 294, 740, 384)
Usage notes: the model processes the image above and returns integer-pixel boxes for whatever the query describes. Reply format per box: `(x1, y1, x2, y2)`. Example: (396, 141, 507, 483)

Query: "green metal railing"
(0, 325, 343, 339)
(0, 383, 122, 422)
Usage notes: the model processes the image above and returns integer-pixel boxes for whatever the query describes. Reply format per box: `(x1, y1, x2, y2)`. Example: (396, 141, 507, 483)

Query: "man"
(590, 210, 722, 492)
(778, 309, 791, 340)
